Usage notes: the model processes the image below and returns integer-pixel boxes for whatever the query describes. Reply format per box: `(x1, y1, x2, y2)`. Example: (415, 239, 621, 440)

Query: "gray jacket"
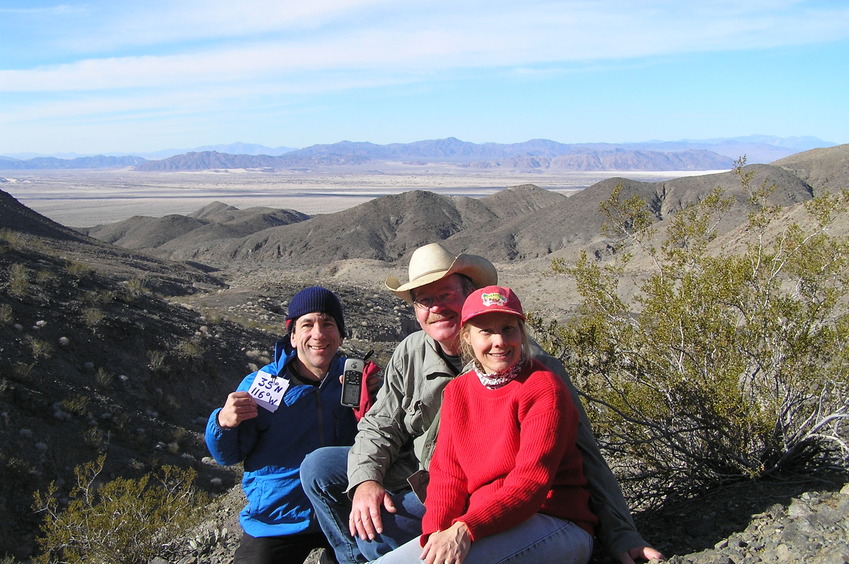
(347, 330, 648, 557)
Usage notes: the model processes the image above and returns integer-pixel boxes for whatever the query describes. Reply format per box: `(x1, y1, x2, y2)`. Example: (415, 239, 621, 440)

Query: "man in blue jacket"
(206, 286, 378, 563)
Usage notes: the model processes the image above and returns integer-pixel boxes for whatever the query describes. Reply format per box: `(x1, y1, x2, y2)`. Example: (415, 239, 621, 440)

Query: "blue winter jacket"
(205, 336, 360, 538)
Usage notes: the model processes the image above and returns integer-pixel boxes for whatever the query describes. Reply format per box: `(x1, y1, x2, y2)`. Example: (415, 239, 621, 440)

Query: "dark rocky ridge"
(79, 162, 822, 270)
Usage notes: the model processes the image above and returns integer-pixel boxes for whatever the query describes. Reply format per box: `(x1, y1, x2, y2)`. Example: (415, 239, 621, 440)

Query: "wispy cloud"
(1, 0, 847, 152)
(3, 0, 848, 93)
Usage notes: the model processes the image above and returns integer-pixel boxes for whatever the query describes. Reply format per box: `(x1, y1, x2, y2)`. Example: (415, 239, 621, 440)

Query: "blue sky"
(1, 0, 848, 155)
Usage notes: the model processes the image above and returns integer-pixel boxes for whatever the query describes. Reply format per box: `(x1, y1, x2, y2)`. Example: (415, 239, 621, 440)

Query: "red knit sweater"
(421, 359, 598, 543)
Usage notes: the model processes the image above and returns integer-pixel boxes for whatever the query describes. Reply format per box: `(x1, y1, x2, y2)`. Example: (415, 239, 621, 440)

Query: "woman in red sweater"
(370, 285, 597, 564)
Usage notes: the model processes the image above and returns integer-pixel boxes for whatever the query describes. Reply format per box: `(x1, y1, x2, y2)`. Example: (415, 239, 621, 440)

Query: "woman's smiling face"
(462, 311, 523, 374)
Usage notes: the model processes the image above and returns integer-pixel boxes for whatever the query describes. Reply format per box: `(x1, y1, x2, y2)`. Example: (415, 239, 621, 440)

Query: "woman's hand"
(420, 521, 472, 564)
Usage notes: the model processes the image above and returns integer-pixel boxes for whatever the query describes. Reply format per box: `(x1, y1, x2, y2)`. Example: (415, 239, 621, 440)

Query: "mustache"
(426, 312, 455, 324)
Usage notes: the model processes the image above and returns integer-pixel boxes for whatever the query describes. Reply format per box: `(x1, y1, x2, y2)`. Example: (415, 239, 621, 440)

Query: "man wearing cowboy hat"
(301, 244, 662, 564)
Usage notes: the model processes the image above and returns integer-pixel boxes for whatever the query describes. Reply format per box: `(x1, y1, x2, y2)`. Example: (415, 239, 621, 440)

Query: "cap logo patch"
(481, 292, 507, 306)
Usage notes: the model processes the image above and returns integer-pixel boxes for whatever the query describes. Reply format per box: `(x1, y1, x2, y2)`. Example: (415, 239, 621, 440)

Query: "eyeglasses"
(412, 288, 462, 310)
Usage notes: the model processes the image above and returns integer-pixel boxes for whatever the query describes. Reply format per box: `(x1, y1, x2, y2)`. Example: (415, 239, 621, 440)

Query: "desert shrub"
(536, 162, 849, 507)
(33, 455, 209, 564)
(94, 367, 113, 388)
(122, 276, 148, 300)
(81, 306, 105, 329)
(58, 394, 90, 417)
(26, 336, 54, 361)
(147, 349, 167, 373)
(65, 260, 94, 278)
(0, 303, 12, 324)
(84, 288, 116, 306)
(82, 428, 108, 451)
(0, 228, 26, 252)
(176, 336, 205, 366)
(169, 427, 195, 452)
(35, 269, 59, 289)
(9, 361, 35, 382)
(201, 308, 225, 326)
(7, 263, 30, 298)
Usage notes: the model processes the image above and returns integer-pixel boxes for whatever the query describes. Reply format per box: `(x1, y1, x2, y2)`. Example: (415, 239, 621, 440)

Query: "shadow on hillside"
(185, 260, 220, 273)
(592, 470, 849, 562)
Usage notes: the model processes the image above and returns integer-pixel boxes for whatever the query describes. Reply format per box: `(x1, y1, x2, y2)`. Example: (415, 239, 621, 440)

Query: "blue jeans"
(301, 446, 427, 564)
(369, 513, 594, 564)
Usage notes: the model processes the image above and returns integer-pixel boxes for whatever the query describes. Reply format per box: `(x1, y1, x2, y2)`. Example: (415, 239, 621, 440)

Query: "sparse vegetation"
(123, 276, 148, 300)
(176, 336, 205, 364)
(86, 288, 116, 305)
(33, 455, 209, 564)
(58, 394, 90, 418)
(34, 269, 59, 289)
(65, 259, 94, 279)
(534, 161, 849, 507)
(81, 306, 105, 329)
(147, 349, 168, 373)
(26, 336, 53, 361)
(94, 367, 113, 388)
(8, 263, 30, 298)
(0, 228, 26, 252)
(0, 303, 11, 324)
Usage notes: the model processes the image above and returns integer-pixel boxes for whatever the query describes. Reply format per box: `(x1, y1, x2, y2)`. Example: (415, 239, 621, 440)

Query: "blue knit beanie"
(285, 286, 346, 336)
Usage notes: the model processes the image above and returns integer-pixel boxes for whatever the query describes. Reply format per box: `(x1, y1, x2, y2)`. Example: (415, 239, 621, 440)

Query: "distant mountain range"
(0, 136, 838, 172)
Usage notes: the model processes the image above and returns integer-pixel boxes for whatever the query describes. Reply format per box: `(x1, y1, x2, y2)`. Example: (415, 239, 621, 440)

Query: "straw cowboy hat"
(385, 243, 498, 304)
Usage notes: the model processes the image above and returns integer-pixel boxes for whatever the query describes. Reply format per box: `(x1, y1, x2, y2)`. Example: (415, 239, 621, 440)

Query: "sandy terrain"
(0, 167, 718, 227)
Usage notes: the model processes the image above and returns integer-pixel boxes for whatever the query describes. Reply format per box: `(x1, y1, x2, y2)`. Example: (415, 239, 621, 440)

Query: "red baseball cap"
(461, 285, 525, 325)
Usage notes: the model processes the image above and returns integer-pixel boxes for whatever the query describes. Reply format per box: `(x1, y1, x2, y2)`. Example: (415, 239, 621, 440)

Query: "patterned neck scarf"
(474, 356, 527, 389)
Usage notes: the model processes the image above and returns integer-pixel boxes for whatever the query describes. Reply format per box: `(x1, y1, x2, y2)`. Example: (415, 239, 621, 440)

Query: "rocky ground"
(160, 470, 849, 563)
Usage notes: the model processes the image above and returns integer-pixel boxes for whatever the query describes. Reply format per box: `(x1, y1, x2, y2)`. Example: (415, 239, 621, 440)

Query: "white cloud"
(52, 0, 393, 52)
(1, 0, 847, 153)
(3, 1, 848, 94)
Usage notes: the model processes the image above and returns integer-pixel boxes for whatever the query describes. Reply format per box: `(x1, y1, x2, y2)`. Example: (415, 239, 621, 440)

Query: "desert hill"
(1, 188, 93, 243)
(0, 189, 223, 294)
(772, 142, 849, 196)
(80, 162, 820, 271)
(81, 202, 308, 252)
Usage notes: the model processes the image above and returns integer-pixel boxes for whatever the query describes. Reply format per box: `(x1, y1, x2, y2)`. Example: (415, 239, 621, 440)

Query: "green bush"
(535, 162, 849, 507)
(33, 455, 209, 564)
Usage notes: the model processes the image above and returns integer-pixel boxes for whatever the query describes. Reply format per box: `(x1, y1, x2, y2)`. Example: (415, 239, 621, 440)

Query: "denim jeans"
(301, 446, 427, 564)
(369, 513, 594, 564)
